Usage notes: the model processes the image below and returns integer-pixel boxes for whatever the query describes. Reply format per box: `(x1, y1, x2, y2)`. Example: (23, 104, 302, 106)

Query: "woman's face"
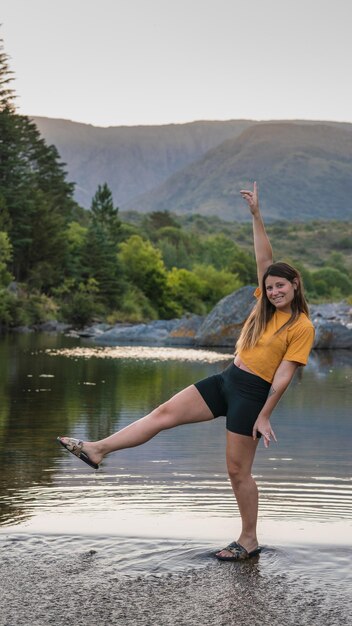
(264, 275, 297, 312)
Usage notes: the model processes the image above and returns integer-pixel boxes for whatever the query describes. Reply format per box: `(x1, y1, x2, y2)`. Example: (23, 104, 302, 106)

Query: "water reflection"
(0, 334, 351, 543)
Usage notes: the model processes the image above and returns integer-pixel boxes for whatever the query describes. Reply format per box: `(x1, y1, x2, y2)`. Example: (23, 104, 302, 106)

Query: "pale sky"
(1, 0, 351, 127)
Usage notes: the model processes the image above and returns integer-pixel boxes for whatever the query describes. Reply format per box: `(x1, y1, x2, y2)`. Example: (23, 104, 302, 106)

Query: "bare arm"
(252, 360, 299, 448)
(240, 182, 273, 284)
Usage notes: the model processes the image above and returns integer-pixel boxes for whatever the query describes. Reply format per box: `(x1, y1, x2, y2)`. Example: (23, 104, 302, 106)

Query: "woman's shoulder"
(288, 312, 315, 337)
(295, 312, 314, 329)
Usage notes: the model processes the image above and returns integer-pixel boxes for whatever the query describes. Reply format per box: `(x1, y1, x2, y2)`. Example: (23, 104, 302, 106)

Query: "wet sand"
(1, 534, 351, 626)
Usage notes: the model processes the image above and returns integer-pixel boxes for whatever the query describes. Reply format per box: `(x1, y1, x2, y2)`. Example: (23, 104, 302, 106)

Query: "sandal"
(215, 541, 261, 561)
(57, 436, 99, 470)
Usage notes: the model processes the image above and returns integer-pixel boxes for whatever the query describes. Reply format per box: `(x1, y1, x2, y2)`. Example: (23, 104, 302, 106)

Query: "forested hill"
(128, 122, 352, 221)
(32, 117, 255, 209)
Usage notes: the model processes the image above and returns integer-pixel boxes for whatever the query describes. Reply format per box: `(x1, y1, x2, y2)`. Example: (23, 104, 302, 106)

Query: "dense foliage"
(0, 36, 351, 329)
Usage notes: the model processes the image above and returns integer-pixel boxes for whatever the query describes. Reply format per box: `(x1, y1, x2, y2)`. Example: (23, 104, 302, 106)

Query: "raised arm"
(240, 182, 273, 285)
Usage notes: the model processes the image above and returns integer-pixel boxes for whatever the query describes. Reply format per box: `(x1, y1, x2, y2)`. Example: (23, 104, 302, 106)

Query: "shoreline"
(1, 531, 351, 626)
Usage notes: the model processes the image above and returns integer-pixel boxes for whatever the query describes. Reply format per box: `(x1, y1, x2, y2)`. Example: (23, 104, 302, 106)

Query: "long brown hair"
(236, 262, 310, 353)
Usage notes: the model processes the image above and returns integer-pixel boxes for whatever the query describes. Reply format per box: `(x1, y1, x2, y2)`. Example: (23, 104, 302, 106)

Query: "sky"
(1, 0, 352, 127)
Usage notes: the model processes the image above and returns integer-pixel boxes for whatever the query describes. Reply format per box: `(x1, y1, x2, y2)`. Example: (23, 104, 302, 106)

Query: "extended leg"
(59, 385, 214, 466)
(216, 431, 259, 557)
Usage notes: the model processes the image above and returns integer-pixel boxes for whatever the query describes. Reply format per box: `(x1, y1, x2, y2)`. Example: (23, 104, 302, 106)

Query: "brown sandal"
(57, 437, 99, 470)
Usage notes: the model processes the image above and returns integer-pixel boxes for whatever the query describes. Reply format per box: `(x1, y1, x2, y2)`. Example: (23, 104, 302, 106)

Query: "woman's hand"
(252, 414, 277, 448)
(240, 181, 259, 215)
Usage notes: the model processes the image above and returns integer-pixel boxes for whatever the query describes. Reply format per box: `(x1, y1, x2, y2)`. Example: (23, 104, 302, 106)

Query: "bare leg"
(216, 431, 260, 556)
(60, 385, 214, 466)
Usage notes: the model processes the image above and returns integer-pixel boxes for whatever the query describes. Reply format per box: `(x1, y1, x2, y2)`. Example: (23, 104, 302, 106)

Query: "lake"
(0, 332, 351, 625)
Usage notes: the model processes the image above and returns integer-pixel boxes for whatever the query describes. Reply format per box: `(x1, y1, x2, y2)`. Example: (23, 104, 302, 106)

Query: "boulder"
(96, 319, 181, 344)
(168, 314, 205, 345)
(195, 285, 256, 347)
(34, 320, 72, 333)
(310, 302, 352, 349)
(77, 323, 112, 337)
(194, 289, 352, 349)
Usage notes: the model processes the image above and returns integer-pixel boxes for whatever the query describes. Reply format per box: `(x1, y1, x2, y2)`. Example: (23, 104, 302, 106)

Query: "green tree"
(192, 264, 242, 308)
(0, 34, 76, 288)
(0, 231, 12, 286)
(83, 222, 124, 309)
(196, 234, 256, 283)
(118, 235, 177, 318)
(65, 221, 88, 282)
(155, 226, 195, 269)
(0, 37, 16, 111)
(312, 267, 352, 298)
(91, 183, 121, 245)
(166, 268, 206, 315)
(143, 211, 180, 238)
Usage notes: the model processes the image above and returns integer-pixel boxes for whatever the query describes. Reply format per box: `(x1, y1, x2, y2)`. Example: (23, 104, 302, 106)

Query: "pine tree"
(0, 38, 16, 112)
(83, 222, 124, 309)
(91, 183, 121, 245)
(0, 33, 77, 289)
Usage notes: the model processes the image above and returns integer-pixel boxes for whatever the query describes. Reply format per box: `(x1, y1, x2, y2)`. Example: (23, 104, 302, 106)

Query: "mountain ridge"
(32, 116, 255, 207)
(127, 122, 352, 221)
(32, 116, 352, 220)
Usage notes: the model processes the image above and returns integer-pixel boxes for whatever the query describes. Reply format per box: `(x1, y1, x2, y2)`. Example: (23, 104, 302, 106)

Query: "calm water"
(0, 333, 351, 591)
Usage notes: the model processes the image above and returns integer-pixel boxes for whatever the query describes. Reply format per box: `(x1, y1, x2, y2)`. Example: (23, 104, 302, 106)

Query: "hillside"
(32, 117, 255, 208)
(128, 122, 352, 221)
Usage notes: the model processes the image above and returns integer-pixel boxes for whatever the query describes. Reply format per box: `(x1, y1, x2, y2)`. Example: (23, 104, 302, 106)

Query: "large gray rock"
(194, 289, 352, 349)
(34, 320, 72, 333)
(168, 315, 204, 345)
(96, 319, 181, 344)
(77, 323, 112, 337)
(310, 302, 352, 349)
(195, 285, 256, 347)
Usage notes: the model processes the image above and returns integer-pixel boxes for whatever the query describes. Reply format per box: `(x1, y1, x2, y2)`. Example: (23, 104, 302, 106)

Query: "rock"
(96, 319, 181, 344)
(168, 315, 205, 345)
(195, 286, 256, 347)
(310, 302, 352, 349)
(11, 326, 34, 334)
(77, 323, 112, 337)
(34, 320, 72, 333)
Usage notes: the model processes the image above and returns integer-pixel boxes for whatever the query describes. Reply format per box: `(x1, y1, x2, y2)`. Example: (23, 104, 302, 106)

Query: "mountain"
(32, 117, 255, 208)
(32, 117, 352, 221)
(127, 122, 352, 221)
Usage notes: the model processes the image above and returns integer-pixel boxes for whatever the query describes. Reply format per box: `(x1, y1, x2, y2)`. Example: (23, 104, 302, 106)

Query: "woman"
(58, 182, 315, 561)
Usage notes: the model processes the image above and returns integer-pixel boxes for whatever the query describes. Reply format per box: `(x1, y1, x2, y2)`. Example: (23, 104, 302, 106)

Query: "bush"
(0, 231, 13, 287)
(56, 279, 103, 327)
(166, 268, 206, 316)
(59, 290, 101, 327)
(107, 287, 158, 323)
(0, 290, 19, 326)
(0, 288, 57, 327)
(312, 267, 352, 298)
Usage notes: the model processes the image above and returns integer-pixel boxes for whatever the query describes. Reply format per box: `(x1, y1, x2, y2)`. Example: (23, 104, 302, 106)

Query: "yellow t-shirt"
(238, 288, 315, 383)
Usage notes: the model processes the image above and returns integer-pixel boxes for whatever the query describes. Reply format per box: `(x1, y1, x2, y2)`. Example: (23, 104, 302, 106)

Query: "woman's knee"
(227, 459, 251, 486)
(150, 401, 177, 430)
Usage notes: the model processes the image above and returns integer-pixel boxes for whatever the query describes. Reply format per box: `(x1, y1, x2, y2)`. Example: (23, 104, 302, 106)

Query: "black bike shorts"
(194, 362, 271, 437)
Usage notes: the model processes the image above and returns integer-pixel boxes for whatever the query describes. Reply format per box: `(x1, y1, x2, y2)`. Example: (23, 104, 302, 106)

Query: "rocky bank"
(56, 286, 352, 350)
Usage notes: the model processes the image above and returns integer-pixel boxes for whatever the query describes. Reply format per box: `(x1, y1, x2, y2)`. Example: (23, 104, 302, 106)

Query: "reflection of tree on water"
(0, 333, 127, 525)
(0, 333, 225, 526)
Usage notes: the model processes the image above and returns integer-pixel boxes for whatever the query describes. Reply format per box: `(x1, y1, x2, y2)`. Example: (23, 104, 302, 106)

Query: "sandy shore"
(1, 537, 351, 626)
